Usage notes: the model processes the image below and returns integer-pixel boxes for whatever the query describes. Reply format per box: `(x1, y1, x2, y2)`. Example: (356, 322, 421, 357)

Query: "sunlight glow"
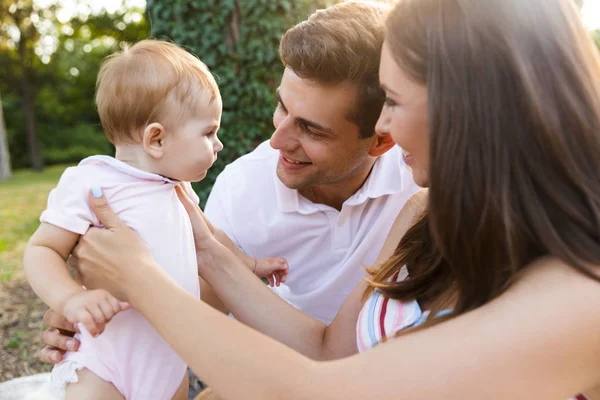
(582, 0, 600, 30)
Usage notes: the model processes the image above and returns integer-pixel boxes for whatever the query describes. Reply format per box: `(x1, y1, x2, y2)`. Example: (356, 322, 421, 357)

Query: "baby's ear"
(143, 123, 166, 159)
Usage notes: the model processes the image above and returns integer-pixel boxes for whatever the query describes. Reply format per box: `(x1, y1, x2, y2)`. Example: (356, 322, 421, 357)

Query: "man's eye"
(300, 123, 321, 138)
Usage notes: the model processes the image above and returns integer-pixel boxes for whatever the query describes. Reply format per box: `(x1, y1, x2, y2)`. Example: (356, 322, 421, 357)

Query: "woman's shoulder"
(394, 188, 428, 227)
(404, 188, 428, 214)
(519, 255, 600, 282)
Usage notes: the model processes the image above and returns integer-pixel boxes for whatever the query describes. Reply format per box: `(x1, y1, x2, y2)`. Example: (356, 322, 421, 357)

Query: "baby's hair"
(95, 39, 219, 144)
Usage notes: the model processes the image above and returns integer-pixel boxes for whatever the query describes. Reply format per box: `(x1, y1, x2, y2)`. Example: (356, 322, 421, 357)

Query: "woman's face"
(375, 40, 430, 187)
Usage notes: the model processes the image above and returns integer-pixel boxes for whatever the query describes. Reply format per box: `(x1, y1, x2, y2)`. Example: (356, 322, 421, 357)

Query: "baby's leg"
(65, 368, 124, 400)
(172, 372, 189, 400)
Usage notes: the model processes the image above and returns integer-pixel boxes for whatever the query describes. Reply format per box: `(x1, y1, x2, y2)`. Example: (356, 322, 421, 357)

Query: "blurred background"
(0, 0, 599, 383)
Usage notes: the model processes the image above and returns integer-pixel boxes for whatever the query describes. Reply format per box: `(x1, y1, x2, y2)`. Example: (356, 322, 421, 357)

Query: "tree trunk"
(0, 91, 12, 181)
(21, 67, 43, 171)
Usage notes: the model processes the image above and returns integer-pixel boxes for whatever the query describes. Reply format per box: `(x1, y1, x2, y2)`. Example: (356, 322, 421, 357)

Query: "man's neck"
(298, 158, 376, 211)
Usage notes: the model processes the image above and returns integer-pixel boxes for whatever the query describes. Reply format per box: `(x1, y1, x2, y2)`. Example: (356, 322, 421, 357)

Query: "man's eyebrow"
(275, 89, 334, 134)
(275, 89, 287, 110)
(298, 118, 334, 134)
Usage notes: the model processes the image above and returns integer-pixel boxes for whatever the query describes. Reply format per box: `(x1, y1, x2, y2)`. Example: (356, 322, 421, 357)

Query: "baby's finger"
(88, 303, 108, 326)
(106, 295, 121, 314)
(78, 311, 99, 337)
(107, 295, 131, 313)
(99, 299, 117, 321)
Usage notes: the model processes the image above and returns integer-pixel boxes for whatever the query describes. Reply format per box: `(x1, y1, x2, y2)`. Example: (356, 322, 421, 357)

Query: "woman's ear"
(368, 133, 395, 157)
(142, 123, 166, 159)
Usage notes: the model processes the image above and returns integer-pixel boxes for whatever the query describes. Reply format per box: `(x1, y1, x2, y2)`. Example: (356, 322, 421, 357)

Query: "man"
(201, 0, 418, 324)
(39, 0, 417, 363)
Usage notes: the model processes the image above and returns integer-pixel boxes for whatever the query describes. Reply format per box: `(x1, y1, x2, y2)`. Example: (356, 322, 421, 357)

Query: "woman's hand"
(39, 309, 80, 364)
(174, 185, 228, 278)
(71, 187, 160, 303)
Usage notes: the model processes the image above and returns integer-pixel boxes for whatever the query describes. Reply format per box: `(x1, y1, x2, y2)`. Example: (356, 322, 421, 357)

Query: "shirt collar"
(79, 155, 177, 185)
(274, 146, 409, 214)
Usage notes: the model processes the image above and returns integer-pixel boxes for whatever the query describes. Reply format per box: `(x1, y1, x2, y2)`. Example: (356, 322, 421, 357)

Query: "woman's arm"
(181, 186, 425, 360)
(75, 193, 600, 400)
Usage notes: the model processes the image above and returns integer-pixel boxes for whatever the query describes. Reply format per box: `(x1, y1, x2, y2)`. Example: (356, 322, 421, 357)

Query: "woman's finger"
(39, 346, 66, 365)
(43, 309, 79, 333)
(88, 187, 126, 231)
(41, 327, 79, 352)
(174, 185, 215, 247)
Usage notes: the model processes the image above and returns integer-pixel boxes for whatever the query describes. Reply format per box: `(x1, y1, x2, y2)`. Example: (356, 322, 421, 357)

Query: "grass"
(0, 165, 72, 283)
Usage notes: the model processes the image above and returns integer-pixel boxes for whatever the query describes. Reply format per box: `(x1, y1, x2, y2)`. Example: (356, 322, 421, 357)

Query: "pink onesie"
(43, 155, 200, 399)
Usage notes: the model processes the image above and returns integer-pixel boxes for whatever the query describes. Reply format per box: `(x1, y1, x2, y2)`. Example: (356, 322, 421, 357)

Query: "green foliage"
(593, 29, 600, 49)
(6, 330, 25, 349)
(147, 0, 333, 203)
(0, 164, 70, 282)
(0, 4, 150, 169)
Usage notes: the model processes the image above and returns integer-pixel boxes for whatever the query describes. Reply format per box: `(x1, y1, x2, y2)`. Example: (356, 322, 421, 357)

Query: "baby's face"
(159, 92, 223, 182)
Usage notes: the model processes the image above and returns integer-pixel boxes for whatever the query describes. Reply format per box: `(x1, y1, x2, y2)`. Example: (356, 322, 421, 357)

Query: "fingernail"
(91, 186, 103, 198)
(66, 338, 76, 350)
(51, 352, 60, 362)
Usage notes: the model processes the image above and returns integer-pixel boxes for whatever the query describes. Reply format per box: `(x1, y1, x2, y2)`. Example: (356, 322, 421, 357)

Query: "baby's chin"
(190, 169, 208, 183)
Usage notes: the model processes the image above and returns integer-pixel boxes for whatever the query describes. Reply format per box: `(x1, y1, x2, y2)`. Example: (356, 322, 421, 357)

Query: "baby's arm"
(198, 211, 288, 286)
(24, 223, 127, 336)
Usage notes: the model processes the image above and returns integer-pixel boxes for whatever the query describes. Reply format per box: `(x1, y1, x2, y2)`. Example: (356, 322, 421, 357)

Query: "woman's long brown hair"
(367, 0, 600, 328)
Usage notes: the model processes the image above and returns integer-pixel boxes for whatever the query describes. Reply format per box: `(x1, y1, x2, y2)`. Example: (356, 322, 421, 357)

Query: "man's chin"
(276, 166, 308, 190)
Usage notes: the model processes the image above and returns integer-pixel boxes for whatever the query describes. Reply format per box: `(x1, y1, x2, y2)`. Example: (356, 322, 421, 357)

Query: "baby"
(23, 40, 287, 400)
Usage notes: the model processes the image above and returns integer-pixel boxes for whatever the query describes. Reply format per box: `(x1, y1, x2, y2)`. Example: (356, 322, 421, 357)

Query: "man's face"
(270, 68, 375, 193)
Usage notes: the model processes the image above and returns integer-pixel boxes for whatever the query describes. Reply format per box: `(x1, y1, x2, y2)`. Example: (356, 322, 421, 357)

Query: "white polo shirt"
(204, 141, 419, 324)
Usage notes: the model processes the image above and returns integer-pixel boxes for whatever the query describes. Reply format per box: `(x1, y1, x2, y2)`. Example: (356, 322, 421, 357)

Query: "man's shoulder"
(205, 141, 279, 223)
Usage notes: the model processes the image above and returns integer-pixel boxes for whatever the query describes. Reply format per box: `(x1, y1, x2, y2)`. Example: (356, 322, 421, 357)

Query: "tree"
(0, 91, 11, 181)
(0, 1, 149, 170)
(0, 0, 44, 171)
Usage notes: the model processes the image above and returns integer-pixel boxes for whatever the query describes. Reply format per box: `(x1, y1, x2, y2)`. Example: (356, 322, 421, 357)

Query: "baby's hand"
(254, 257, 288, 287)
(62, 290, 129, 337)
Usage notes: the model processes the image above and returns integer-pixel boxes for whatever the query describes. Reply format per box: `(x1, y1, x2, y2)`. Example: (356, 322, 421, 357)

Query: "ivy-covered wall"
(146, 0, 334, 202)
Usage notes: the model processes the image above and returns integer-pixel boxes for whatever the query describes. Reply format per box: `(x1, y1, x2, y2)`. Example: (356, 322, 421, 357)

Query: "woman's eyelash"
(384, 97, 398, 107)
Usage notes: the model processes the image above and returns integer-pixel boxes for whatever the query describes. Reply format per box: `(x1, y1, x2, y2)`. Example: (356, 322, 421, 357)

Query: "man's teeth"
(402, 150, 411, 157)
(284, 157, 308, 164)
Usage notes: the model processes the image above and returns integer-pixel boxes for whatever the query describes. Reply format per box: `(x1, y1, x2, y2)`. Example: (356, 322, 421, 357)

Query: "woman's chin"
(410, 168, 429, 188)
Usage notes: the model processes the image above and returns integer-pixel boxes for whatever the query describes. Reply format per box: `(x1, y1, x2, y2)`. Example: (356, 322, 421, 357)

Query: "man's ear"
(368, 133, 395, 157)
(142, 123, 166, 159)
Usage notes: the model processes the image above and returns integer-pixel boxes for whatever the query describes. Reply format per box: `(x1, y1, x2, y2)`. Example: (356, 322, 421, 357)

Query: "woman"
(42, 0, 600, 398)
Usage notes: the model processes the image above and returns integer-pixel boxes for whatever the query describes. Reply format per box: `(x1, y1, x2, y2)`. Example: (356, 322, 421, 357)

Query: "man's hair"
(279, 1, 390, 138)
(95, 39, 219, 144)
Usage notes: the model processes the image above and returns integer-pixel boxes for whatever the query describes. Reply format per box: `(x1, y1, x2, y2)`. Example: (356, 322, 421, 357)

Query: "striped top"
(356, 267, 422, 353)
(356, 267, 592, 400)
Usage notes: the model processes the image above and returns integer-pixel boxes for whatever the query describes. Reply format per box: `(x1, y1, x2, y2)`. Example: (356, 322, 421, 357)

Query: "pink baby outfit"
(42, 155, 200, 400)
